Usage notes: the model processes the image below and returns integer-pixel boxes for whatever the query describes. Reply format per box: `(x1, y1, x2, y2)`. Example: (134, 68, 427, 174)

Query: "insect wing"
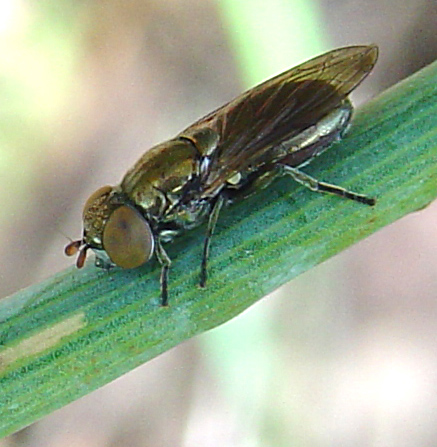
(185, 45, 378, 196)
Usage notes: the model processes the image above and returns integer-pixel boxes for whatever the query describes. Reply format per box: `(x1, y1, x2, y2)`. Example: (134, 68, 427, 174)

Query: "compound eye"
(103, 205, 154, 269)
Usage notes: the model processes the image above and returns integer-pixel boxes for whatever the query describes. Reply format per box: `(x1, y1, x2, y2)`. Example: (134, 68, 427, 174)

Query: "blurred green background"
(1, 0, 437, 446)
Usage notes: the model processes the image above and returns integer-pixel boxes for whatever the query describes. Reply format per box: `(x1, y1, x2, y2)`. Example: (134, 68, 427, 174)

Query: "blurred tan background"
(1, 0, 437, 446)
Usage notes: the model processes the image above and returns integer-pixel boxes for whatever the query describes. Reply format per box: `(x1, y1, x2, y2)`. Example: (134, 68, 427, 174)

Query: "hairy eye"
(103, 205, 154, 269)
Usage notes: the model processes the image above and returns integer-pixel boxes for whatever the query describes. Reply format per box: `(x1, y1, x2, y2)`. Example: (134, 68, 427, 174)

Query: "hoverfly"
(66, 45, 378, 306)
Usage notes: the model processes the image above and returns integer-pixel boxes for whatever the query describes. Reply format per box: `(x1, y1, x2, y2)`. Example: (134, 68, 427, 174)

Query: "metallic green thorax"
(121, 128, 220, 237)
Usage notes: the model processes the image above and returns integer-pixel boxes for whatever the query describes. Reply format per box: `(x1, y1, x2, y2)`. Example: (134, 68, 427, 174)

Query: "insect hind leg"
(282, 165, 375, 206)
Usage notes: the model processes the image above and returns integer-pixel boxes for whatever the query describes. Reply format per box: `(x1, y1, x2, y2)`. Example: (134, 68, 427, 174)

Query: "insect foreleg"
(282, 165, 375, 206)
(200, 194, 225, 288)
(155, 238, 172, 306)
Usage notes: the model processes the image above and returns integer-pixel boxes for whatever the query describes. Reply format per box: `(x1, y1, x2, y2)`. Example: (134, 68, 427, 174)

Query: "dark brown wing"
(183, 45, 378, 196)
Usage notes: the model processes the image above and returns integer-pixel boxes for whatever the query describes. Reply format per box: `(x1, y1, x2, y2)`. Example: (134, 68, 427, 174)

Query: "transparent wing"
(182, 45, 378, 196)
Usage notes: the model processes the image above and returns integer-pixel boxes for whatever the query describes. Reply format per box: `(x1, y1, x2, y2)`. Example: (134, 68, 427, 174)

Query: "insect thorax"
(119, 136, 214, 240)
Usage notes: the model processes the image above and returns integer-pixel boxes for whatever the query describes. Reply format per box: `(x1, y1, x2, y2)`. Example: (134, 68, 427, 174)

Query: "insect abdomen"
(278, 99, 353, 168)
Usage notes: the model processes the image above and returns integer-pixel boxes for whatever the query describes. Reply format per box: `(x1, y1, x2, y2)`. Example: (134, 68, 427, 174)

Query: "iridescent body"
(66, 45, 378, 305)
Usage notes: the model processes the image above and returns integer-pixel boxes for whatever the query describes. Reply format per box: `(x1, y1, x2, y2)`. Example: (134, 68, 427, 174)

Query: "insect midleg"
(200, 194, 225, 288)
(155, 238, 172, 306)
(282, 165, 375, 206)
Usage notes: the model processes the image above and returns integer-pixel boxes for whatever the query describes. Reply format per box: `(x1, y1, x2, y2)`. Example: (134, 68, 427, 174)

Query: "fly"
(65, 45, 378, 306)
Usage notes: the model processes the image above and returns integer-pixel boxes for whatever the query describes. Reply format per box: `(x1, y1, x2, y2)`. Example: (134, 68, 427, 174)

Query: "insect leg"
(282, 165, 375, 206)
(200, 194, 225, 288)
(155, 238, 172, 306)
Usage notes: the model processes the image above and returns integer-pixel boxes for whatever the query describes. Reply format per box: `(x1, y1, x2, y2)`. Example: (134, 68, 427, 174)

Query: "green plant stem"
(1, 59, 437, 438)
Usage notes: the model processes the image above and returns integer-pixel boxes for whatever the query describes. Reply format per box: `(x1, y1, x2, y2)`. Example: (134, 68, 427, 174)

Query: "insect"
(65, 45, 378, 306)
